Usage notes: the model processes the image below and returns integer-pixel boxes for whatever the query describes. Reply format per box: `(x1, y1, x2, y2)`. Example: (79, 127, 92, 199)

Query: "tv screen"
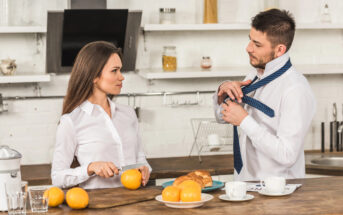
(61, 9, 128, 66)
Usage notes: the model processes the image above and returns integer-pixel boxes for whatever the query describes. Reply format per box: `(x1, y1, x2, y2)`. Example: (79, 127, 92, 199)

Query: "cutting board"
(87, 186, 162, 209)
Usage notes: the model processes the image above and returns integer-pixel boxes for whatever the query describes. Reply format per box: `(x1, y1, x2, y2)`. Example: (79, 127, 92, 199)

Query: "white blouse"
(213, 53, 316, 181)
(51, 99, 151, 189)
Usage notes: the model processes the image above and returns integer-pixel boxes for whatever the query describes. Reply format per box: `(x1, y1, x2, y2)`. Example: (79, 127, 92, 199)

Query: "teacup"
(225, 181, 247, 200)
(261, 176, 286, 194)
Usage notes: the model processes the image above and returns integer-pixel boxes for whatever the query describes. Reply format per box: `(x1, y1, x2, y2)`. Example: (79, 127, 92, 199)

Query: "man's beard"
(249, 51, 275, 69)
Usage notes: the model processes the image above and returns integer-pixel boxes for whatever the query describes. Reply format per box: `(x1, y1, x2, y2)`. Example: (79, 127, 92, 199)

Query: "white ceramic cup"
(225, 181, 247, 200)
(207, 134, 220, 146)
(261, 176, 286, 194)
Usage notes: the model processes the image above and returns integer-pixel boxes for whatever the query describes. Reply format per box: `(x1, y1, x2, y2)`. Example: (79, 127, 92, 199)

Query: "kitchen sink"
(311, 157, 343, 167)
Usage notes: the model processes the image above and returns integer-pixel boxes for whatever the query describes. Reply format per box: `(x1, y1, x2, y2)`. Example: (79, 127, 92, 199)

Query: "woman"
(51, 41, 151, 189)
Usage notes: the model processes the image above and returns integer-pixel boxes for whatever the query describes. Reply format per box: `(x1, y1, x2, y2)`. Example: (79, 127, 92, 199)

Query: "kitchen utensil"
(119, 163, 146, 172)
(0, 145, 22, 211)
(133, 95, 140, 120)
(330, 103, 338, 152)
(321, 122, 325, 152)
(88, 186, 161, 209)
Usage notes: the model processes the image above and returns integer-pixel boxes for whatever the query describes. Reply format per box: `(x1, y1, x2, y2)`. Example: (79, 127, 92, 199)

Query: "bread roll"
(192, 170, 213, 187)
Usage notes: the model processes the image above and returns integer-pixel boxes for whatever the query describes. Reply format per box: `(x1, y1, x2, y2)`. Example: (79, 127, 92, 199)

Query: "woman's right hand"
(87, 161, 119, 178)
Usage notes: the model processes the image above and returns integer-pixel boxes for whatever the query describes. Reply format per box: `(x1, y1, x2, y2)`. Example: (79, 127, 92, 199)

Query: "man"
(213, 9, 316, 181)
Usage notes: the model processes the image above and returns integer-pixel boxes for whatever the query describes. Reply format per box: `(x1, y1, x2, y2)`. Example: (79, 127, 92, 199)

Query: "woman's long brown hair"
(62, 41, 122, 115)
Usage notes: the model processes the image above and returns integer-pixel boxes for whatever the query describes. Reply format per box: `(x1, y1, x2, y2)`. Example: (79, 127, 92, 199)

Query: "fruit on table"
(66, 187, 89, 209)
(121, 169, 142, 190)
(162, 186, 180, 202)
(43, 187, 65, 207)
(177, 180, 202, 192)
(180, 186, 201, 202)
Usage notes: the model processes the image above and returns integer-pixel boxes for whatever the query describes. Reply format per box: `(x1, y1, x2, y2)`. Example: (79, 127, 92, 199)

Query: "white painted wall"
(0, 0, 342, 164)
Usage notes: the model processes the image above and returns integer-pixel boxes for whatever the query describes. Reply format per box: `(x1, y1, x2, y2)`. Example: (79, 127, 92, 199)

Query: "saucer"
(218, 194, 254, 202)
(258, 185, 296, 196)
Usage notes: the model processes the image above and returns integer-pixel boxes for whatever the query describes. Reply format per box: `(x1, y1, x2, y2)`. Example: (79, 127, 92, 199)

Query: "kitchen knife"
(119, 163, 146, 172)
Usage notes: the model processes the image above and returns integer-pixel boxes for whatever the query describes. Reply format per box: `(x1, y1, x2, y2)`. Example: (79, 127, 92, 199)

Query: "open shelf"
(143, 23, 343, 31)
(0, 74, 51, 84)
(0, 26, 46, 33)
(138, 64, 343, 80)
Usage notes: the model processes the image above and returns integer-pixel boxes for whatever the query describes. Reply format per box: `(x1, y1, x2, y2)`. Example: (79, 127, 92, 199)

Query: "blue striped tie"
(224, 59, 292, 174)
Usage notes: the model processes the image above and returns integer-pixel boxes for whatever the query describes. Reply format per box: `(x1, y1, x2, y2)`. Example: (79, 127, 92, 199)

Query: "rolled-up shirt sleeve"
(51, 116, 91, 188)
(240, 84, 316, 167)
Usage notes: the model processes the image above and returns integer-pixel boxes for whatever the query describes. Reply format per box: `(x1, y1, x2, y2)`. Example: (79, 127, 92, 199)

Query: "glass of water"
(5, 181, 28, 215)
(28, 186, 49, 213)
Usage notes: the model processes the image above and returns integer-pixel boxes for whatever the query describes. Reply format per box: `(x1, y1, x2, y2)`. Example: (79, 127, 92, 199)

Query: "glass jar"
(201, 56, 212, 70)
(159, 8, 176, 24)
(162, 46, 177, 72)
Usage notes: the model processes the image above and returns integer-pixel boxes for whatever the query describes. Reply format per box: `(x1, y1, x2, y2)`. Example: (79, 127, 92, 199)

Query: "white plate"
(218, 194, 254, 202)
(258, 185, 296, 196)
(155, 193, 213, 208)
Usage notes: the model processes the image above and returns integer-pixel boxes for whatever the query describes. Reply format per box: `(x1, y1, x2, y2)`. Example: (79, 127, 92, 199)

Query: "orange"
(180, 186, 201, 202)
(177, 180, 201, 192)
(66, 187, 89, 209)
(43, 187, 64, 207)
(162, 186, 180, 202)
(121, 169, 142, 190)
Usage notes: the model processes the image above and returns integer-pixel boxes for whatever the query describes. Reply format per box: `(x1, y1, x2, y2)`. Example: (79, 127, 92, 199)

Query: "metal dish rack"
(189, 118, 233, 162)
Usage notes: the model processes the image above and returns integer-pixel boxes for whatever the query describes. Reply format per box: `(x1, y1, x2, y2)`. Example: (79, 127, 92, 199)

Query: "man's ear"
(274, 44, 287, 57)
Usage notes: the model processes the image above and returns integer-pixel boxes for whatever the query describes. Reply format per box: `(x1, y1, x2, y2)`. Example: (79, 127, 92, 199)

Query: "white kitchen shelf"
(143, 23, 343, 31)
(138, 64, 343, 80)
(0, 26, 46, 33)
(0, 74, 51, 84)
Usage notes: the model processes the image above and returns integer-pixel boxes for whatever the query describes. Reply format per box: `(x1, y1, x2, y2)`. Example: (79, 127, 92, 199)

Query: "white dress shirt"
(213, 53, 316, 181)
(52, 99, 151, 189)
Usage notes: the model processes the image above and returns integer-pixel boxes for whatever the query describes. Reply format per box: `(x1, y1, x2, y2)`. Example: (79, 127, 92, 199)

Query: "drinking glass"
(5, 181, 28, 215)
(28, 186, 49, 213)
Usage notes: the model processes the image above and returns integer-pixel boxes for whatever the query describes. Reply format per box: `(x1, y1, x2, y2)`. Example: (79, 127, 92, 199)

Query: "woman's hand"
(138, 166, 150, 186)
(87, 161, 119, 178)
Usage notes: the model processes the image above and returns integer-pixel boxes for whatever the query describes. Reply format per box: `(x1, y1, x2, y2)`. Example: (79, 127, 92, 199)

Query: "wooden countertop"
(7, 176, 343, 215)
(21, 151, 343, 185)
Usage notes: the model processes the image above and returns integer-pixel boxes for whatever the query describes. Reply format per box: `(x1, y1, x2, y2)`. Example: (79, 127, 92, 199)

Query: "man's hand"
(138, 166, 150, 186)
(87, 161, 119, 178)
(221, 101, 248, 126)
(217, 80, 252, 104)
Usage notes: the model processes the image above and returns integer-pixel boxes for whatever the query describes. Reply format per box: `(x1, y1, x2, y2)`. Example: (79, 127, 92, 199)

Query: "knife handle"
(321, 122, 325, 153)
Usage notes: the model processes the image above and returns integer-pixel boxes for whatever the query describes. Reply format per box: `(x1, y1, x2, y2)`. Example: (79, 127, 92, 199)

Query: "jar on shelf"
(159, 8, 176, 24)
(201, 56, 212, 70)
(162, 46, 177, 72)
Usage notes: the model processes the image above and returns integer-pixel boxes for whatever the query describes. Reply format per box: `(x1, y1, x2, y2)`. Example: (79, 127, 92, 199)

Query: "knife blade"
(119, 163, 146, 172)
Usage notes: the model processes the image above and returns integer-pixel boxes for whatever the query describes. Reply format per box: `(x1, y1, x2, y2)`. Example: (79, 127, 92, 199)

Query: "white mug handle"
(260, 180, 265, 189)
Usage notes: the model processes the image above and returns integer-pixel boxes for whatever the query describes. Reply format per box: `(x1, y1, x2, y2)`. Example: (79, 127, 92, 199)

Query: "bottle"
(201, 56, 212, 70)
(162, 46, 177, 72)
(159, 8, 176, 24)
(321, 4, 331, 23)
(203, 0, 218, 24)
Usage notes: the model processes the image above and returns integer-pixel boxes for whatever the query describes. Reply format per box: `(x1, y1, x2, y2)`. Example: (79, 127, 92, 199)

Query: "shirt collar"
(80, 97, 116, 116)
(257, 52, 290, 79)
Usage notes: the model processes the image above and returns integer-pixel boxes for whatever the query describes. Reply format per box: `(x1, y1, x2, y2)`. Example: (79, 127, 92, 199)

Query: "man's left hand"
(221, 101, 248, 126)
